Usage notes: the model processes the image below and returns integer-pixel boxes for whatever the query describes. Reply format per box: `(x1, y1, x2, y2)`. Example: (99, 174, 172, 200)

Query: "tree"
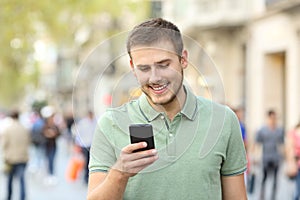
(0, 0, 150, 108)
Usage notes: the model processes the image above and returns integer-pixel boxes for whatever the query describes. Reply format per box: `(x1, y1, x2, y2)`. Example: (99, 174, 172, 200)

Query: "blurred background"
(1, 0, 300, 199)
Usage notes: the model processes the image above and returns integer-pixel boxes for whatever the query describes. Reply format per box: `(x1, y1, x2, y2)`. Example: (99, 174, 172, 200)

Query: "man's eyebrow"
(135, 59, 171, 68)
(154, 59, 171, 65)
(135, 64, 150, 68)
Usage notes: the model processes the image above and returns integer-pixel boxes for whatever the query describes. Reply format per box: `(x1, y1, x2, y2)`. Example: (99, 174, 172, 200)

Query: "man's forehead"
(130, 48, 178, 64)
(131, 41, 177, 54)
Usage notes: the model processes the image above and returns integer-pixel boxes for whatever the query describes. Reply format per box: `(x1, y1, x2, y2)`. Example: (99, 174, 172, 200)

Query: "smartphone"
(129, 124, 155, 152)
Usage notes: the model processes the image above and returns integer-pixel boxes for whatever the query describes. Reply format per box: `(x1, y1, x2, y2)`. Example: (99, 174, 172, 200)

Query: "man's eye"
(138, 66, 150, 72)
(157, 63, 169, 69)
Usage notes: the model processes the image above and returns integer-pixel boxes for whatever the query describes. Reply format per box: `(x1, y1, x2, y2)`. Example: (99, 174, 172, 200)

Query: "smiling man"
(87, 18, 247, 200)
(130, 40, 187, 121)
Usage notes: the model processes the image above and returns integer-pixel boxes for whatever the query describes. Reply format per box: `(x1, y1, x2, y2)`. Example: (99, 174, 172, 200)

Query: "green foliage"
(0, 0, 150, 108)
(31, 100, 48, 112)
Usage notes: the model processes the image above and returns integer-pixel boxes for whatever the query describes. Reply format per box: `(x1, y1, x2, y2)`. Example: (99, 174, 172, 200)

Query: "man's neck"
(268, 123, 277, 131)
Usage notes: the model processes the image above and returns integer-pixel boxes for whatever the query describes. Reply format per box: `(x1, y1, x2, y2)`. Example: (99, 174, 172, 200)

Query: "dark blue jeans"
(46, 146, 56, 175)
(294, 169, 300, 200)
(81, 147, 90, 184)
(260, 161, 278, 200)
(7, 163, 27, 200)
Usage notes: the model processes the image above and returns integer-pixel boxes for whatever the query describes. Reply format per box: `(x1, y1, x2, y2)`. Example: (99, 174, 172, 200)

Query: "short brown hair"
(10, 110, 19, 119)
(267, 109, 276, 117)
(126, 18, 183, 59)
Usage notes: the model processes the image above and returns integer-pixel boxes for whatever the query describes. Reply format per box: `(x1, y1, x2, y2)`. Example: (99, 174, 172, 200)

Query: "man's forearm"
(87, 169, 130, 200)
(87, 142, 158, 200)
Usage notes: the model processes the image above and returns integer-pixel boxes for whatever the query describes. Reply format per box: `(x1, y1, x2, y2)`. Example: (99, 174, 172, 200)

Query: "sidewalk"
(247, 163, 296, 200)
(0, 138, 87, 200)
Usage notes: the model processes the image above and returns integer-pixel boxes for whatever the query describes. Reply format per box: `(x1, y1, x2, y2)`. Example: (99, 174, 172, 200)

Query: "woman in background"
(286, 122, 300, 200)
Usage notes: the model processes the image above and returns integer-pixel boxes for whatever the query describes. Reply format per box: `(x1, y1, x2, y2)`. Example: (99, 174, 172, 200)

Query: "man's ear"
(130, 59, 134, 69)
(130, 59, 137, 76)
(181, 50, 188, 69)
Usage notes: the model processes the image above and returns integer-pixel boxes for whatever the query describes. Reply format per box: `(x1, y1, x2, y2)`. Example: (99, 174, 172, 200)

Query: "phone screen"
(129, 124, 155, 152)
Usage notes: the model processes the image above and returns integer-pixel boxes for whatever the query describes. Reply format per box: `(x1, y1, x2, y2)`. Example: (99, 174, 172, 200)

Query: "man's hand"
(112, 142, 158, 177)
(88, 142, 158, 200)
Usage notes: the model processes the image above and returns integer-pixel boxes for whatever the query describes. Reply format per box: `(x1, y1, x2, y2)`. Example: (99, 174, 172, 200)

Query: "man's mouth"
(149, 84, 168, 94)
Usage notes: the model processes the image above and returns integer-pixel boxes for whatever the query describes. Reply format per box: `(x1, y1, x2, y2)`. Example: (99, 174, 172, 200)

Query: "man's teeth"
(152, 85, 167, 91)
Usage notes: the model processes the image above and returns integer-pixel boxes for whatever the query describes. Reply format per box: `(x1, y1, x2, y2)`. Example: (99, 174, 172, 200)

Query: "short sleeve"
(89, 114, 117, 173)
(279, 128, 285, 144)
(221, 109, 247, 176)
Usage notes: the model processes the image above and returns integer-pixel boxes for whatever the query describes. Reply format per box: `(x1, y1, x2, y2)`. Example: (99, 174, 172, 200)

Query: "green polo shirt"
(89, 86, 247, 200)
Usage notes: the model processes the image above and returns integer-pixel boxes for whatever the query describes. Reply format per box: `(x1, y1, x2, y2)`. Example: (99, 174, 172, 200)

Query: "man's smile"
(149, 83, 169, 94)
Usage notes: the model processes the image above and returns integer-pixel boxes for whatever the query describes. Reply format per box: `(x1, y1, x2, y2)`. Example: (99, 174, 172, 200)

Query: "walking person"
(63, 110, 75, 149)
(74, 110, 97, 184)
(286, 122, 300, 200)
(29, 110, 46, 173)
(87, 18, 247, 200)
(1, 110, 31, 200)
(234, 106, 247, 148)
(233, 106, 251, 189)
(256, 110, 284, 200)
(41, 106, 61, 185)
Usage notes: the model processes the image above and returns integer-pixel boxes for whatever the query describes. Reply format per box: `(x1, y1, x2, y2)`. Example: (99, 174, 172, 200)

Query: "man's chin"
(147, 96, 166, 105)
(150, 95, 176, 106)
(143, 89, 175, 105)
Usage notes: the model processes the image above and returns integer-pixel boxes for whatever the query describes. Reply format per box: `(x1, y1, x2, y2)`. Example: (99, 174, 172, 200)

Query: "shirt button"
(160, 115, 165, 120)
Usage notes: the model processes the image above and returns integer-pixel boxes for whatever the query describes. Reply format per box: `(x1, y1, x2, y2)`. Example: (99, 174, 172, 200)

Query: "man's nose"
(149, 67, 162, 84)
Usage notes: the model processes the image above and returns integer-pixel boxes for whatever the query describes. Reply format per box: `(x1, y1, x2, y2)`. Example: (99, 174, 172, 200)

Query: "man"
(256, 110, 284, 200)
(74, 110, 97, 184)
(1, 110, 31, 200)
(87, 18, 247, 200)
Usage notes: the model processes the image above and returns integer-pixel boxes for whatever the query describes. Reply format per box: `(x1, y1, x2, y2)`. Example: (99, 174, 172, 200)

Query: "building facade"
(162, 0, 300, 139)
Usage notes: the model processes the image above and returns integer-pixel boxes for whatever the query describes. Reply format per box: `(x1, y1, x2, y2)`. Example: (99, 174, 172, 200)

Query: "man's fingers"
(113, 143, 159, 175)
(120, 148, 158, 163)
(122, 154, 159, 173)
(130, 149, 158, 161)
(122, 142, 147, 153)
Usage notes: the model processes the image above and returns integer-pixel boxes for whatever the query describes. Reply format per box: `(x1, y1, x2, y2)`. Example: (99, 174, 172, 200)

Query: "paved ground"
(247, 163, 296, 200)
(0, 138, 87, 200)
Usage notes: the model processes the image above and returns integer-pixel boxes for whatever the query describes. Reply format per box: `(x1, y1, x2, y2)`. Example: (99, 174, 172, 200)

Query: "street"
(247, 164, 296, 200)
(0, 138, 87, 200)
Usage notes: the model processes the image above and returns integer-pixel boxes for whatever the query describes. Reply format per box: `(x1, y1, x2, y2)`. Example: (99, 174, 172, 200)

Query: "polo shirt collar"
(138, 85, 198, 122)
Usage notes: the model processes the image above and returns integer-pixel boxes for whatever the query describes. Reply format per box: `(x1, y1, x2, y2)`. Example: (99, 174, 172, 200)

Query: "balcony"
(163, 0, 251, 29)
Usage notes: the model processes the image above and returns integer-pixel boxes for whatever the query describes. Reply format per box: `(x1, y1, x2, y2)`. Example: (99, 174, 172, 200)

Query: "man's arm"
(1, 130, 8, 150)
(221, 173, 247, 200)
(87, 142, 158, 200)
(87, 170, 128, 200)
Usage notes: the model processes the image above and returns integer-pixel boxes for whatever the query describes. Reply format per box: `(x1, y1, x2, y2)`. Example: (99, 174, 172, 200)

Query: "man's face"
(268, 113, 277, 127)
(130, 41, 188, 106)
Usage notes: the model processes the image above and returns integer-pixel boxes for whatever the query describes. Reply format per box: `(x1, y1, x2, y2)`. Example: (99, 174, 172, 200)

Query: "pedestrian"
(233, 106, 247, 148)
(286, 121, 300, 200)
(41, 106, 61, 185)
(87, 18, 247, 200)
(233, 106, 251, 188)
(255, 110, 284, 200)
(1, 110, 31, 200)
(74, 110, 97, 184)
(64, 111, 75, 144)
(29, 110, 46, 173)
